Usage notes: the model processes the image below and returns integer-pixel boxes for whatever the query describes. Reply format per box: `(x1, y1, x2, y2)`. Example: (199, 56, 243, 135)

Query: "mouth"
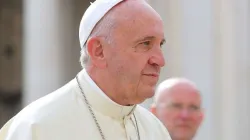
(143, 73, 159, 78)
(177, 124, 191, 128)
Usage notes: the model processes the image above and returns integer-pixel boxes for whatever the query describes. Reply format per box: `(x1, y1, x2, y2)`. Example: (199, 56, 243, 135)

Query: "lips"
(143, 73, 159, 78)
(177, 124, 192, 128)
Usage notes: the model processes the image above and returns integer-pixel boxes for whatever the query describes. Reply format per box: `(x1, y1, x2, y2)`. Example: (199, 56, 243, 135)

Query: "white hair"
(79, 5, 118, 68)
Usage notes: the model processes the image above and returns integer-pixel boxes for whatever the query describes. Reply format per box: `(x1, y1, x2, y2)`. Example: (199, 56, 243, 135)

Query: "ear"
(150, 104, 157, 116)
(198, 108, 205, 124)
(86, 37, 107, 68)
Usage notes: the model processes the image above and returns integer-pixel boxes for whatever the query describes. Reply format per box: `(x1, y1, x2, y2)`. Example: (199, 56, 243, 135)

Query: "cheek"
(122, 56, 148, 78)
(108, 51, 128, 71)
(193, 116, 202, 126)
(158, 111, 176, 124)
(109, 50, 150, 82)
(110, 55, 140, 84)
(130, 51, 150, 66)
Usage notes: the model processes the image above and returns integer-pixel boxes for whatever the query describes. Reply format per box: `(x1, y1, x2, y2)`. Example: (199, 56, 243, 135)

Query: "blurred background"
(0, 0, 249, 140)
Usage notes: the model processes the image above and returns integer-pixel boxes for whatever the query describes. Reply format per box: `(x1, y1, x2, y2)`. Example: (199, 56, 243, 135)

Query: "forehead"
(112, 1, 165, 41)
(162, 86, 201, 105)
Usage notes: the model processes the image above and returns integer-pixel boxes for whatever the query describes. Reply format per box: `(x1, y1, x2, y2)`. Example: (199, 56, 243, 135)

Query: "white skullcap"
(79, 0, 124, 48)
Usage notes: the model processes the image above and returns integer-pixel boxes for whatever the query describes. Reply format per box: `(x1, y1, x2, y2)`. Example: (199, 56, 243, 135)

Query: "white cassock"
(0, 69, 172, 140)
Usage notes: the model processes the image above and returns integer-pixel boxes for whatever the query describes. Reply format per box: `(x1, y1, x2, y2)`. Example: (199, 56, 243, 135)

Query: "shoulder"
(135, 105, 162, 126)
(4, 79, 82, 132)
(135, 105, 172, 139)
(19, 79, 78, 118)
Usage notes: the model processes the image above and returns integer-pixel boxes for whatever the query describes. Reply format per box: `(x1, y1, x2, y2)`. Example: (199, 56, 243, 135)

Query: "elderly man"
(151, 78, 203, 140)
(0, 0, 171, 140)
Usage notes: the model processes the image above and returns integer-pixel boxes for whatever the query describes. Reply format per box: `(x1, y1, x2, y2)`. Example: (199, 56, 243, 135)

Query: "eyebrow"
(135, 36, 166, 44)
(170, 102, 201, 107)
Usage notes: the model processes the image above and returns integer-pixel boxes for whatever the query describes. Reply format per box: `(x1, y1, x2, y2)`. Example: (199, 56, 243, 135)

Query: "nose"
(179, 109, 190, 119)
(148, 47, 165, 67)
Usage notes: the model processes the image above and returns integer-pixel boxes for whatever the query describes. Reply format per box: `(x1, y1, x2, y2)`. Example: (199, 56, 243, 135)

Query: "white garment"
(0, 70, 172, 140)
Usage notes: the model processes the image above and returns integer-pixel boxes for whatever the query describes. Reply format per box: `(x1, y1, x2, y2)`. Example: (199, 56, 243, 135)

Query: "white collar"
(76, 69, 136, 119)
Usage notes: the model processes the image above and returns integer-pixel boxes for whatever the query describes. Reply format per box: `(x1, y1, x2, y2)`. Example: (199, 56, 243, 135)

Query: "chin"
(175, 132, 193, 140)
(143, 88, 155, 98)
(136, 85, 155, 101)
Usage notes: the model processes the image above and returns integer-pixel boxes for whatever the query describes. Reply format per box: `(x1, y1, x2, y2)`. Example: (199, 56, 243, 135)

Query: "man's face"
(156, 87, 203, 140)
(103, 3, 165, 105)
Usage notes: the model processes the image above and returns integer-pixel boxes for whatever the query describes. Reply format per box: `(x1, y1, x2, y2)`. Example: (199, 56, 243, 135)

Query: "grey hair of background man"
(79, 7, 118, 68)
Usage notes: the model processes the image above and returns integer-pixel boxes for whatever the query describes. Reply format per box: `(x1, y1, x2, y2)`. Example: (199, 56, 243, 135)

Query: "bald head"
(154, 78, 200, 104)
(151, 78, 203, 140)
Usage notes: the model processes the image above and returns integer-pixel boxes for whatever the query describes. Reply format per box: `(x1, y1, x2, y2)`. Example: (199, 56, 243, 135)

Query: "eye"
(141, 41, 150, 46)
(170, 103, 182, 110)
(189, 105, 200, 111)
(134, 41, 153, 52)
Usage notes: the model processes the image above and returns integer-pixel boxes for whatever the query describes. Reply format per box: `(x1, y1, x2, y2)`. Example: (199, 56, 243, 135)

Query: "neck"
(86, 67, 131, 106)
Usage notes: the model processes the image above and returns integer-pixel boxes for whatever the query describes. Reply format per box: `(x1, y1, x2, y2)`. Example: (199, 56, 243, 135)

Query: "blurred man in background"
(151, 78, 203, 140)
